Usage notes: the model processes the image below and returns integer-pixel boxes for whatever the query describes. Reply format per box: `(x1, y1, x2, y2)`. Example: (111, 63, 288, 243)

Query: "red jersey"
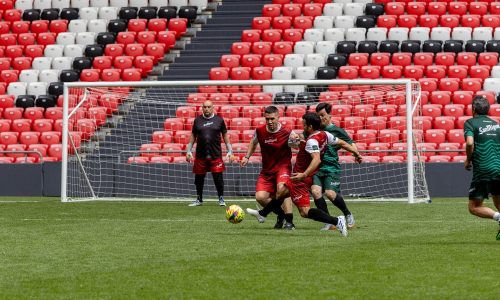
(255, 124, 292, 174)
(294, 131, 339, 174)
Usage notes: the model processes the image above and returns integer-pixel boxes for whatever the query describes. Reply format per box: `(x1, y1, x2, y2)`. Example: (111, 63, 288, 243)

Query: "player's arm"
(464, 122, 474, 171)
(222, 132, 235, 163)
(326, 132, 362, 163)
(240, 131, 258, 167)
(186, 133, 196, 163)
(292, 151, 321, 182)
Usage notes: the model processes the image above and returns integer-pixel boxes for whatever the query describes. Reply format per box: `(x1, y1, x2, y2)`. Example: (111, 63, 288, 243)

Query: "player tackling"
(247, 113, 362, 236)
(463, 96, 500, 240)
(240, 106, 295, 229)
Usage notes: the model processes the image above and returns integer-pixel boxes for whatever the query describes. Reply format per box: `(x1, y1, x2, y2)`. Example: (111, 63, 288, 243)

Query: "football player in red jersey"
(240, 106, 295, 229)
(247, 112, 362, 236)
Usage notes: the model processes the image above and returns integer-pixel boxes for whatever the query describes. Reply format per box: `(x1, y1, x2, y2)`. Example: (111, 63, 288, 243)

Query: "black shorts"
(468, 180, 500, 200)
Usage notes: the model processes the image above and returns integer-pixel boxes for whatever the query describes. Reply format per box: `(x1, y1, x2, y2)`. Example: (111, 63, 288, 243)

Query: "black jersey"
(192, 114, 227, 159)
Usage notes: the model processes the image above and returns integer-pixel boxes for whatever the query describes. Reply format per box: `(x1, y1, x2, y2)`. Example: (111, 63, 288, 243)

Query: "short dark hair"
(315, 102, 331, 114)
(472, 96, 490, 115)
(264, 105, 279, 115)
(302, 112, 321, 130)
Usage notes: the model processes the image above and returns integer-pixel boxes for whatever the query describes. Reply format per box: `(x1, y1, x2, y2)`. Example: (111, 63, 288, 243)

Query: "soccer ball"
(226, 205, 245, 224)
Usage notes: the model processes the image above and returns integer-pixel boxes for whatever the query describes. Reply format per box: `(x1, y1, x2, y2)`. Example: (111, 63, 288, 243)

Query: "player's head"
(471, 96, 490, 116)
(202, 100, 214, 117)
(301, 112, 321, 133)
(315, 103, 332, 128)
(264, 105, 280, 131)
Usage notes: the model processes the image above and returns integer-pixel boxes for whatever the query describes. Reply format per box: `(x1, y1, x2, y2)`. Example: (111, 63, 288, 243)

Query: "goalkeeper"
(311, 103, 356, 230)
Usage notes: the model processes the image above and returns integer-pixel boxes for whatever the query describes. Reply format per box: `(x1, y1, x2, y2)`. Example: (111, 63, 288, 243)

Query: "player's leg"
(277, 181, 294, 229)
(189, 158, 207, 206)
(311, 181, 333, 231)
(254, 173, 286, 228)
(295, 203, 347, 237)
(322, 172, 355, 227)
(488, 181, 500, 240)
(246, 183, 290, 223)
(210, 158, 226, 206)
(468, 182, 500, 220)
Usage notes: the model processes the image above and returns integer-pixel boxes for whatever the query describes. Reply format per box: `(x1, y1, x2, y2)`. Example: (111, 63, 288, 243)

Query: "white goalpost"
(61, 79, 430, 203)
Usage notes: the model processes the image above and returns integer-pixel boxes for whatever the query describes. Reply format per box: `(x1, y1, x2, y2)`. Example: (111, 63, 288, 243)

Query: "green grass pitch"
(0, 197, 498, 299)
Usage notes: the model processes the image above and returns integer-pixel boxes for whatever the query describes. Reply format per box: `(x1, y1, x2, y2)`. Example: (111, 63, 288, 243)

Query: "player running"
(247, 113, 362, 236)
(311, 103, 357, 230)
(240, 106, 295, 229)
(463, 96, 500, 240)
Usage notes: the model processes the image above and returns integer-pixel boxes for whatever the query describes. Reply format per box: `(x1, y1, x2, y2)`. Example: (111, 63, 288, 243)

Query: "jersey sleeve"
(333, 127, 354, 144)
(464, 120, 474, 137)
(325, 131, 339, 145)
(191, 118, 198, 134)
(305, 138, 320, 153)
(220, 117, 228, 134)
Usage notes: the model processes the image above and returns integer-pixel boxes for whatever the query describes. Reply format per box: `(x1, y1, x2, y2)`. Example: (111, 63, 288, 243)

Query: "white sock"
(493, 212, 500, 222)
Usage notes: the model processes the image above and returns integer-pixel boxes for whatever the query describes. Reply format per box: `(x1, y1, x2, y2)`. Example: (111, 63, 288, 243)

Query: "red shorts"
(255, 166, 291, 194)
(193, 157, 225, 174)
(285, 176, 313, 208)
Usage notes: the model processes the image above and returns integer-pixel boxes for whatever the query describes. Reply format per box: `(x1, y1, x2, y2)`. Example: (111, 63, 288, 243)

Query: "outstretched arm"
(240, 132, 258, 167)
(222, 132, 235, 163)
(186, 133, 196, 163)
(465, 136, 474, 171)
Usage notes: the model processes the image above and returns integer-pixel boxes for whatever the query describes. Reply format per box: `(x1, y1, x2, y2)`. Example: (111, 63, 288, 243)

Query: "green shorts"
(313, 171, 341, 193)
(468, 180, 500, 200)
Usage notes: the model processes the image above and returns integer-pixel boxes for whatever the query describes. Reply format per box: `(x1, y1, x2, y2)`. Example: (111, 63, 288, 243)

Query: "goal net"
(61, 79, 430, 203)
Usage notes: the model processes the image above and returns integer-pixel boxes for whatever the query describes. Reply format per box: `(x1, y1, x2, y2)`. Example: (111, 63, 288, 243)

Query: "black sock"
(212, 172, 224, 198)
(284, 213, 294, 224)
(333, 194, 350, 216)
(259, 199, 282, 217)
(306, 208, 339, 225)
(273, 206, 285, 223)
(194, 174, 205, 202)
(314, 197, 329, 215)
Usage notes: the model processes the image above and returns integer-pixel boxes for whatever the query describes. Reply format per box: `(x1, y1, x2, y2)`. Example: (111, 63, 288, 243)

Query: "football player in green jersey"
(311, 103, 360, 230)
(464, 96, 500, 240)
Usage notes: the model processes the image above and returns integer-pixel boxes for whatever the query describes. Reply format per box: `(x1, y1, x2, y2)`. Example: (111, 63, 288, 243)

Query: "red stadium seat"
(439, 78, 460, 92)
(19, 131, 40, 146)
(413, 116, 433, 131)
(435, 52, 456, 66)
(252, 93, 273, 105)
(285, 105, 307, 118)
(157, 31, 176, 49)
(378, 129, 400, 144)
(252, 17, 271, 30)
(428, 155, 451, 162)
(3, 107, 23, 120)
(19, 33, 37, 48)
(452, 91, 473, 105)
(164, 118, 184, 131)
(105, 44, 125, 58)
(422, 104, 442, 118)
(5, 144, 26, 158)
(145, 43, 165, 63)
(152, 131, 173, 145)
(282, 29, 303, 43)
(147, 19, 167, 32)
(368, 142, 390, 158)
(419, 14, 439, 28)
(251, 66, 272, 80)
(388, 116, 406, 131)
(163, 143, 185, 158)
(417, 142, 437, 158)
(365, 116, 387, 131)
(87, 107, 108, 126)
(80, 69, 100, 82)
(230, 67, 251, 80)
(11, 21, 30, 34)
(413, 53, 434, 67)
(134, 56, 154, 77)
(448, 65, 469, 79)
(358, 66, 379, 79)
(433, 116, 456, 131)
(3, 9, 21, 23)
(229, 93, 251, 105)
(375, 104, 397, 117)
(341, 91, 363, 106)
(448, 2, 468, 15)
(231, 42, 251, 56)
(338, 66, 359, 79)
(11, 119, 32, 133)
(430, 91, 452, 105)
(241, 30, 261, 43)
(75, 119, 96, 140)
(425, 129, 446, 144)
(240, 54, 261, 68)
(302, 3, 323, 17)
(128, 19, 147, 32)
(282, 4, 302, 18)
(481, 14, 500, 27)
(241, 105, 262, 119)
(139, 143, 162, 158)
(272, 16, 292, 30)
(209, 93, 230, 105)
(438, 142, 461, 156)
(228, 117, 252, 131)
(355, 129, 377, 145)
(425, 65, 447, 79)
(343, 117, 364, 131)
(24, 45, 44, 58)
(116, 32, 136, 45)
(27, 144, 48, 161)
(478, 52, 498, 67)
(0, 119, 11, 131)
(382, 65, 403, 79)
(461, 15, 481, 28)
(219, 106, 240, 119)
(385, 2, 405, 15)
(293, 16, 313, 30)
(173, 130, 191, 144)
(469, 65, 491, 80)
(220, 55, 240, 68)
(261, 29, 282, 43)
(348, 53, 369, 67)
(92, 56, 113, 71)
(23, 107, 44, 121)
(124, 43, 145, 57)
(30, 20, 49, 34)
(0, 131, 18, 145)
(489, 104, 500, 117)
(100, 69, 121, 81)
(398, 15, 418, 28)
(128, 156, 150, 164)
(261, 54, 283, 68)
(457, 52, 477, 66)
(49, 20, 68, 34)
(40, 131, 61, 145)
(368, 53, 389, 67)
(377, 15, 397, 28)
(461, 78, 482, 92)
(209, 67, 229, 80)
(427, 2, 447, 15)
(447, 129, 465, 143)
(272, 41, 293, 55)
(262, 4, 282, 18)
(406, 2, 426, 15)
(470, 2, 489, 15)
(353, 104, 375, 118)
(113, 56, 134, 70)
(136, 31, 157, 45)
(403, 65, 424, 80)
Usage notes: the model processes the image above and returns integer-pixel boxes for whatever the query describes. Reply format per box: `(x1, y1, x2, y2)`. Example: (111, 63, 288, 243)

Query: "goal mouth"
(61, 79, 430, 203)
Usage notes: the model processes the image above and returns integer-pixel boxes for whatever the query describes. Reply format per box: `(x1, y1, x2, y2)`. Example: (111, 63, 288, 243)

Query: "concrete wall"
(0, 163, 472, 199)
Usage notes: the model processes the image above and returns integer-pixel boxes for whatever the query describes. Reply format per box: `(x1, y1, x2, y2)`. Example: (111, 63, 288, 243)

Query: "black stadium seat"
(356, 16, 376, 29)
(400, 40, 421, 54)
(41, 8, 60, 21)
(486, 40, 500, 54)
(119, 7, 138, 20)
(465, 40, 485, 54)
(108, 19, 127, 33)
(48, 82, 63, 97)
(35, 95, 56, 109)
(443, 40, 463, 54)
(178, 6, 198, 21)
(379, 40, 399, 54)
(59, 70, 80, 82)
(274, 92, 295, 104)
(327, 54, 347, 68)
(73, 57, 93, 72)
(15, 95, 36, 109)
(296, 92, 317, 104)
(138, 7, 158, 19)
(365, 3, 385, 17)
(84, 45, 104, 58)
(422, 40, 442, 54)
(357, 41, 378, 54)
(316, 66, 337, 80)
(337, 41, 357, 55)
(60, 8, 79, 21)
(96, 32, 116, 46)
(158, 6, 177, 19)
(22, 9, 41, 21)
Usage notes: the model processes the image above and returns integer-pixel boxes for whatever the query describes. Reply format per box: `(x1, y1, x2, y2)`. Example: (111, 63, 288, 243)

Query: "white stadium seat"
(33, 0, 52, 9)
(68, 20, 89, 33)
(27, 82, 48, 97)
(354, 0, 372, 3)
(99, 7, 118, 20)
(335, 0, 353, 3)
(409, 27, 430, 43)
(494, 28, 500, 40)
(80, 7, 99, 20)
(15, 0, 33, 10)
(303, 29, 324, 42)
(388, 28, 409, 42)
(189, 0, 208, 11)
(294, 41, 315, 55)
(7, 83, 28, 98)
(315, 41, 337, 55)
(39, 70, 61, 83)
(56, 32, 76, 46)
(343, 3, 365, 17)
(430, 27, 451, 41)
(129, 0, 148, 6)
(32, 57, 53, 71)
(284, 54, 304, 69)
(149, 0, 165, 7)
(294, 66, 316, 80)
(346, 28, 366, 43)
(305, 53, 326, 68)
(169, 0, 189, 6)
(90, 0, 109, 7)
(491, 66, 500, 78)
(323, 3, 344, 18)
(87, 19, 108, 33)
(44, 45, 64, 58)
(71, 0, 90, 9)
(19, 70, 40, 83)
(334, 16, 355, 29)
(52, 0, 70, 9)
(324, 28, 345, 42)
(452, 27, 472, 41)
(483, 78, 500, 93)
(367, 28, 387, 43)
(52, 57, 73, 70)
(314, 16, 334, 30)
(109, 0, 127, 7)
(473, 27, 493, 41)
(76, 32, 96, 45)
(272, 67, 292, 80)
(64, 44, 84, 58)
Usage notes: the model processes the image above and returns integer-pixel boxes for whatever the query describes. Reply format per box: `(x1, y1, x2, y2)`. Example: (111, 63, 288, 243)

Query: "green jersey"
(319, 124, 354, 173)
(463, 115, 500, 183)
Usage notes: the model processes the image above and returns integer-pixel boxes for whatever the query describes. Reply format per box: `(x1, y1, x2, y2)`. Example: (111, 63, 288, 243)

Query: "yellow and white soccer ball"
(226, 205, 245, 224)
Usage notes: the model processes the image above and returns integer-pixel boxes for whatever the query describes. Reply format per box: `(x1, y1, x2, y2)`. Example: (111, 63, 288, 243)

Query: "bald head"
(202, 100, 214, 118)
